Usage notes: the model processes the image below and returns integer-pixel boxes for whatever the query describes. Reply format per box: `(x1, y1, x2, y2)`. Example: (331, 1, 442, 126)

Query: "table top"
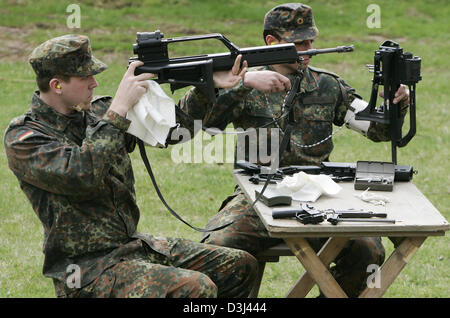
(234, 170, 450, 238)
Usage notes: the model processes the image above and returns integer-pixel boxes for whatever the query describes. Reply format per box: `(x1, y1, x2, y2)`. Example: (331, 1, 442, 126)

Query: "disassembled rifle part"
(272, 203, 395, 225)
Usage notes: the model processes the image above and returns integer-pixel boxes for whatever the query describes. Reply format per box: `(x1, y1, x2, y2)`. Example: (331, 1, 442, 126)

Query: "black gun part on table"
(272, 204, 395, 225)
(236, 160, 415, 184)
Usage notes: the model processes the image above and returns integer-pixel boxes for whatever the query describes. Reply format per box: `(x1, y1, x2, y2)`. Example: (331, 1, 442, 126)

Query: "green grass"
(0, 0, 448, 298)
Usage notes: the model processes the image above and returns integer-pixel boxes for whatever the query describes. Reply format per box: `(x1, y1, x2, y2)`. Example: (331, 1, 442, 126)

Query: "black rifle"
(272, 204, 394, 225)
(236, 160, 415, 182)
(130, 30, 353, 102)
(355, 40, 422, 164)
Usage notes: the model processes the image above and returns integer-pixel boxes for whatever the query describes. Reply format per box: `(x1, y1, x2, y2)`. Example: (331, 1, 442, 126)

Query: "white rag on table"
(276, 171, 342, 202)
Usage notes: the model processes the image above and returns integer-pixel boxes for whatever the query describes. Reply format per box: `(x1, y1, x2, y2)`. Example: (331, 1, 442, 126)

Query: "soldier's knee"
(243, 251, 258, 276)
(355, 237, 385, 266)
(213, 250, 259, 298)
(233, 250, 259, 280)
(193, 273, 218, 298)
(171, 271, 218, 298)
(203, 232, 238, 250)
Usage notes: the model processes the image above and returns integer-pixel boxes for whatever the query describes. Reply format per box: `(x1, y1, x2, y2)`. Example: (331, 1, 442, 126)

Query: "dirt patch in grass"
(0, 26, 35, 62)
(0, 21, 204, 64)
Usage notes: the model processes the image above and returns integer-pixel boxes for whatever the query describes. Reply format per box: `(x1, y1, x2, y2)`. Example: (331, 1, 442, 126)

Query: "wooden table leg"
(285, 237, 348, 298)
(359, 236, 426, 298)
(285, 237, 349, 298)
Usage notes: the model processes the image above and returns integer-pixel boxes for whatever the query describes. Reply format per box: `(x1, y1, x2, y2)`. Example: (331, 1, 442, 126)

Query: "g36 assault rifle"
(355, 40, 422, 164)
(129, 30, 353, 102)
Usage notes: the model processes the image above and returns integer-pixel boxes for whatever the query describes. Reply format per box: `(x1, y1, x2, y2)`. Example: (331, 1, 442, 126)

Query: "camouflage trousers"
(54, 237, 258, 298)
(201, 192, 386, 298)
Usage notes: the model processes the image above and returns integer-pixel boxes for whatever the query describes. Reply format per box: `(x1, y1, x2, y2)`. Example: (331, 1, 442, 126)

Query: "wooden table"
(234, 171, 449, 298)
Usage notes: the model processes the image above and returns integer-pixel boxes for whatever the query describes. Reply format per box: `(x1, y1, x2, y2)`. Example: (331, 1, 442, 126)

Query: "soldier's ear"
(265, 34, 279, 46)
(49, 78, 62, 94)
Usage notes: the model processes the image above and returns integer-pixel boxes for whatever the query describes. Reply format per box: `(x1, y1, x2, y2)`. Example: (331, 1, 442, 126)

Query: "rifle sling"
(138, 139, 233, 232)
(138, 72, 302, 233)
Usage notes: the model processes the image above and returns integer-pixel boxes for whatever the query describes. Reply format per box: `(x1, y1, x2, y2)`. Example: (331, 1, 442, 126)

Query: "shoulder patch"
(308, 65, 340, 78)
(17, 130, 34, 141)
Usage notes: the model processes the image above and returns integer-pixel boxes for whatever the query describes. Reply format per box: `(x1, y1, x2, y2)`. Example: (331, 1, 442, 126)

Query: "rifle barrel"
(297, 45, 354, 57)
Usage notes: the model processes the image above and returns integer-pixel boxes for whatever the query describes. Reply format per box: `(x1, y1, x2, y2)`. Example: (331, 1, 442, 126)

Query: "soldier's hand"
(109, 61, 154, 117)
(379, 84, 410, 107)
(213, 54, 248, 88)
(243, 70, 291, 93)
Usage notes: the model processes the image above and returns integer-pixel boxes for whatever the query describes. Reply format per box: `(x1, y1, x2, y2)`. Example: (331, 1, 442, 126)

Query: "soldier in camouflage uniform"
(4, 34, 257, 298)
(176, 4, 410, 297)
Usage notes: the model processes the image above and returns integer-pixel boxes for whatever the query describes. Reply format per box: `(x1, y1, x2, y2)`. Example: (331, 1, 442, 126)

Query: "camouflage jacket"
(4, 92, 170, 295)
(177, 65, 404, 166)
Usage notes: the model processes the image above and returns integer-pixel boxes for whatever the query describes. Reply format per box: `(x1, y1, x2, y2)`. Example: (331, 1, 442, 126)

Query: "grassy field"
(0, 0, 448, 298)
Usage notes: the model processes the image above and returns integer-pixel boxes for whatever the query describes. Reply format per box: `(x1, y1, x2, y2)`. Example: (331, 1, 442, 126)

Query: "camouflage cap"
(264, 3, 319, 43)
(29, 34, 108, 77)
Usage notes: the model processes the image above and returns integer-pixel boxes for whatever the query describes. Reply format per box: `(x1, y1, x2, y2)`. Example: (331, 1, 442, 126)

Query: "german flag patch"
(18, 130, 34, 141)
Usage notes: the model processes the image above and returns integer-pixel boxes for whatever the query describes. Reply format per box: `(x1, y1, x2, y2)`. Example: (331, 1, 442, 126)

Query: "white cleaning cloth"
(355, 188, 390, 206)
(276, 171, 342, 202)
(126, 80, 176, 146)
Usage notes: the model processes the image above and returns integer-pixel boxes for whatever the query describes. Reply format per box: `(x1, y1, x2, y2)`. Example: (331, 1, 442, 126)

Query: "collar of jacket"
(30, 91, 86, 131)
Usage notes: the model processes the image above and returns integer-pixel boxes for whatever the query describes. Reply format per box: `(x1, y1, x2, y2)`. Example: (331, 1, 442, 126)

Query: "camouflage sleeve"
(206, 80, 253, 129)
(171, 87, 211, 144)
(366, 102, 409, 142)
(333, 77, 359, 126)
(4, 110, 132, 195)
(90, 95, 136, 152)
(169, 79, 252, 144)
(333, 77, 408, 142)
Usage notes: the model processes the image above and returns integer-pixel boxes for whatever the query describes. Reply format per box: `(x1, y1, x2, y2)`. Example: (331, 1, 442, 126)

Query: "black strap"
(278, 73, 303, 156)
(138, 137, 284, 232)
(138, 139, 235, 232)
(138, 71, 303, 233)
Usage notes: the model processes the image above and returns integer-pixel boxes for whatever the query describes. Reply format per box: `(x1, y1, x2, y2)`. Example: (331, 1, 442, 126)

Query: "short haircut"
(263, 30, 282, 44)
(36, 73, 71, 93)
